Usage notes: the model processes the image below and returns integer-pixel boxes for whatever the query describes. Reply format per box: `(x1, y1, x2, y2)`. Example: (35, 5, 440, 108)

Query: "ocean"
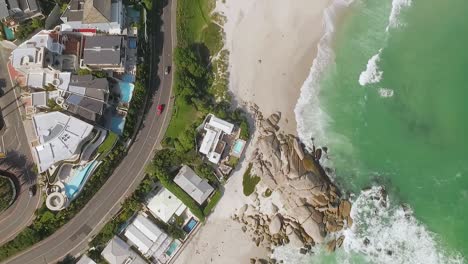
(291, 0, 468, 263)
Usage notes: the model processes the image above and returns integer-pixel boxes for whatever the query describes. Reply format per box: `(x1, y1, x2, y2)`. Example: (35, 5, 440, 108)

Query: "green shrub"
(242, 163, 261, 196)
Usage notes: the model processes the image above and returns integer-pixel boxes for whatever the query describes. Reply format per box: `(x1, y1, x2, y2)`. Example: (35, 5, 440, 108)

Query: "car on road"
(165, 66, 171, 75)
(157, 104, 165, 115)
(28, 185, 36, 197)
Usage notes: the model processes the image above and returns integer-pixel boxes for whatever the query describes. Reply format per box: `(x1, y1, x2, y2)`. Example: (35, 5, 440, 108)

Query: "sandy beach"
(174, 0, 331, 263)
(221, 0, 331, 135)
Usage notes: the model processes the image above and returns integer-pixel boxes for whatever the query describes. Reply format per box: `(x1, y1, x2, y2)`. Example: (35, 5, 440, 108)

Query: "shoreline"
(220, 0, 332, 135)
(175, 0, 335, 263)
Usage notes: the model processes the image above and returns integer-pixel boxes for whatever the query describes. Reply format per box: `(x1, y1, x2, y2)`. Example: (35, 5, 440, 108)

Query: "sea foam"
(358, 50, 383, 86)
(386, 0, 412, 31)
(294, 0, 354, 148)
(342, 186, 465, 264)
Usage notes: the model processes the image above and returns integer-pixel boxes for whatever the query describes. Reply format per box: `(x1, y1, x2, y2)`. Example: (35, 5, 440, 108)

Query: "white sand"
(173, 149, 268, 264)
(173, 0, 331, 263)
(219, 0, 332, 135)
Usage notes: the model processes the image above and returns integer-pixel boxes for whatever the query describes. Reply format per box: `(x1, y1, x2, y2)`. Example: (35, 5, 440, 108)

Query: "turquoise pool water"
(64, 161, 97, 199)
(110, 116, 125, 135)
(3, 26, 14, 40)
(232, 139, 245, 156)
(183, 218, 198, 233)
(119, 82, 134, 103)
(166, 240, 180, 256)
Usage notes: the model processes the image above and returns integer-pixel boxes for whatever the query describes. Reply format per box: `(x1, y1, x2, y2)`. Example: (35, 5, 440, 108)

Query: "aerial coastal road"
(0, 45, 42, 246)
(2, 0, 176, 263)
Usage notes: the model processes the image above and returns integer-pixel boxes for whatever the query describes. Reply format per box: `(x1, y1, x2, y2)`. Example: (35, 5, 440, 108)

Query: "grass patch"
(97, 132, 118, 156)
(242, 163, 260, 196)
(164, 97, 199, 139)
(202, 22, 223, 55)
(203, 190, 222, 216)
(177, 0, 211, 44)
(264, 188, 272, 198)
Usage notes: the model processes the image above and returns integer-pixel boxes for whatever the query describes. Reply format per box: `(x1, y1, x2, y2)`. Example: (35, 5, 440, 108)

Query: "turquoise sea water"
(293, 0, 468, 263)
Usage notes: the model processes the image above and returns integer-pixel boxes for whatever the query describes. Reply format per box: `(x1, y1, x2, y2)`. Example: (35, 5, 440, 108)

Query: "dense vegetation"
(15, 18, 44, 40)
(242, 163, 261, 196)
(0, 176, 14, 212)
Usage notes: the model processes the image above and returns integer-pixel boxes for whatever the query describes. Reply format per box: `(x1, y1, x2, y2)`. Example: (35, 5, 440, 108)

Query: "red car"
(157, 104, 164, 115)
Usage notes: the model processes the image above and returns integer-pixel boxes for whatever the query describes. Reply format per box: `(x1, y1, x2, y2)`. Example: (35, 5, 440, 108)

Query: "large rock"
(326, 239, 337, 252)
(302, 218, 324, 243)
(238, 204, 248, 219)
(288, 230, 305, 248)
(269, 215, 282, 234)
(339, 200, 352, 219)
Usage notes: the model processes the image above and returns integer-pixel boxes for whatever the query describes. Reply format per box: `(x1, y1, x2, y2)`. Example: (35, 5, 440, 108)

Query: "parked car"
(157, 104, 165, 115)
(165, 66, 171, 75)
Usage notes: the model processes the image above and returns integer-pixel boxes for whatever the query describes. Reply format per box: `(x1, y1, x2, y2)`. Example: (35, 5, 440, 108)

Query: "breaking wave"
(294, 0, 354, 147)
(358, 50, 383, 86)
(386, 0, 412, 31)
(342, 186, 465, 264)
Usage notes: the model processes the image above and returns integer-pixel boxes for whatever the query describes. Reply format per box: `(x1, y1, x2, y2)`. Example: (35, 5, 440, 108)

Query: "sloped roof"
(83, 0, 111, 24)
(101, 236, 147, 264)
(174, 165, 214, 205)
(0, 0, 8, 19)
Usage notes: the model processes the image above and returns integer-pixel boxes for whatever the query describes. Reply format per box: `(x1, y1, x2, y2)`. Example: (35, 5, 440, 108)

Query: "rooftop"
(101, 236, 147, 264)
(33, 112, 93, 172)
(124, 214, 171, 256)
(83, 35, 123, 66)
(147, 187, 187, 223)
(174, 165, 214, 205)
(76, 255, 96, 264)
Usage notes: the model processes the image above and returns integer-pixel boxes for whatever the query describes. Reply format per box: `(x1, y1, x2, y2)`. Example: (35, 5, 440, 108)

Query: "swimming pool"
(232, 139, 246, 157)
(110, 116, 125, 135)
(3, 26, 14, 40)
(183, 218, 198, 233)
(119, 81, 134, 103)
(64, 161, 97, 199)
(165, 240, 180, 256)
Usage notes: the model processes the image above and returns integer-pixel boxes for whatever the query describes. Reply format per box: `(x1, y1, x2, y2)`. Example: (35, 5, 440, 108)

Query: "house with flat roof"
(81, 35, 125, 71)
(102, 236, 147, 264)
(174, 165, 214, 205)
(146, 187, 187, 223)
(124, 214, 173, 261)
(199, 114, 235, 164)
(32, 111, 94, 172)
(60, 0, 124, 34)
(11, 30, 65, 75)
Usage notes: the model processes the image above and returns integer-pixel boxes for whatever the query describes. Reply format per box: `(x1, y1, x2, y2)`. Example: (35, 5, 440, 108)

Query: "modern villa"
(32, 111, 94, 173)
(199, 114, 235, 164)
(174, 165, 214, 205)
(60, 0, 125, 35)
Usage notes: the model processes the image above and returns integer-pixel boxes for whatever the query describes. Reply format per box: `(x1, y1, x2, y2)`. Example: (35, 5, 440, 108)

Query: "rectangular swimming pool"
(165, 240, 180, 256)
(183, 218, 198, 233)
(232, 139, 246, 157)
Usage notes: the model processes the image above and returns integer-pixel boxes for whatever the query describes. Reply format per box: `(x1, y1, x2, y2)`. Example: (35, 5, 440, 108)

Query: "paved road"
(0, 45, 42, 246)
(2, 0, 176, 263)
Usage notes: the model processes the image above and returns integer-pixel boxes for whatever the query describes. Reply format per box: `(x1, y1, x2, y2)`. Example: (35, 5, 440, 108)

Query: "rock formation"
(234, 106, 353, 254)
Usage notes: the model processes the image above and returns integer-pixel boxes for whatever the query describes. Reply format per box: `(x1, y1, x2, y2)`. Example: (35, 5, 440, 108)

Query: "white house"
(199, 114, 235, 164)
(146, 187, 187, 223)
(32, 111, 94, 172)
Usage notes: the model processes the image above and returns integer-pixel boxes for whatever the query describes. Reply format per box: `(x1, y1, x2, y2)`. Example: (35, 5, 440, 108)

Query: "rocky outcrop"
(237, 107, 353, 253)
